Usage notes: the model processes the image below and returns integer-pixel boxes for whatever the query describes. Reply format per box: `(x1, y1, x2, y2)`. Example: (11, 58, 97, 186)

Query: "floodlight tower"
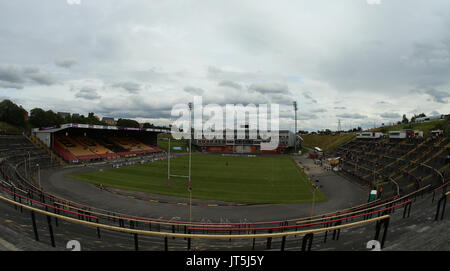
(293, 101, 298, 153)
(188, 102, 193, 222)
(188, 102, 193, 190)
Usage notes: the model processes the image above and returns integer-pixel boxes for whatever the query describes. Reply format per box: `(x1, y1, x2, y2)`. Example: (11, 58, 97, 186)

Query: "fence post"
(30, 210, 39, 241)
(13, 187, 16, 209)
(252, 230, 256, 251)
(301, 233, 314, 251)
(266, 229, 272, 250)
(96, 218, 101, 239)
(374, 217, 390, 249)
(18, 196, 22, 213)
(332, 221, 341, 240)
(134, 234, 139, 251)
(187, 235, 191, 251)
(403, 201, 412, 218)
(435, 194, 447, 221)
(280, 236, 286, 251)
(46, 215, 55, 247)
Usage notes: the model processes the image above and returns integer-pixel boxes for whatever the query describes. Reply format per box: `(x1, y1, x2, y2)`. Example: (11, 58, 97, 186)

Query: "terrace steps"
(394, 142, 450, 181)
(27, 135, 67, 166)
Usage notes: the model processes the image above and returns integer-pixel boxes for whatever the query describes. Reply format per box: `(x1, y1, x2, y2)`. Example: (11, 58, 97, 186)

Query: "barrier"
(432, 181, 449, 203)
(187, 200, 410, 234)
(434, 191, 449, 221)
(0, 194, 390, 251)
(2, 155, 429, 232)
(0, 134, 446, 251)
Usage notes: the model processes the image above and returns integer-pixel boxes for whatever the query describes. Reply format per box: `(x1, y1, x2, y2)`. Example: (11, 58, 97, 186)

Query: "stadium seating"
(52, 134, 162, 162)
(336, 136, 447, 198)
(0, 134, 448, 251)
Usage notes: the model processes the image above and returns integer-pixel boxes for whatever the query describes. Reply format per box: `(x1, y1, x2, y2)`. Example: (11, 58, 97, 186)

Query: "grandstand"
(0, 130, 448, 251)
(336, 132, 449, 198)
(192, 129, 302, 154)
(31, 123, 166, 163)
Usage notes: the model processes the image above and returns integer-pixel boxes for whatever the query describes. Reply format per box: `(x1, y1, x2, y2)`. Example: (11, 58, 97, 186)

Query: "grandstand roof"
(32, 123, 170, 134)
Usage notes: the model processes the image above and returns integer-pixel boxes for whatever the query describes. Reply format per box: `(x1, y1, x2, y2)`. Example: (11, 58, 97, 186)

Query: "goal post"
(167, 104, 193, 192)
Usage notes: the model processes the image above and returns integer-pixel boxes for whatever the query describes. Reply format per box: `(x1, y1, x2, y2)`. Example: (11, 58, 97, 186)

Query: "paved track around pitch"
(40, 154, 368, 224)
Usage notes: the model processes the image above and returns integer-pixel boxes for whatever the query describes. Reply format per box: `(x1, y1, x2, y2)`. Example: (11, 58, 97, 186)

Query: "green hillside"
(301, 133, 356, 152)
(370, 120, 446, 137)
(0, 121, 25, 135)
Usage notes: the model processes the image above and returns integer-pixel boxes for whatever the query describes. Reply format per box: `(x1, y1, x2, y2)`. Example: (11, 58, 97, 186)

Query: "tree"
(116, 118, 140, 128)
(0, 99, 27, 127)
(402, 114, 409, 124)
(29, 108, 63, 128)
(29, 108, 48, 128)
(143, 122, 155, 129)
(411, 113, 426, 123)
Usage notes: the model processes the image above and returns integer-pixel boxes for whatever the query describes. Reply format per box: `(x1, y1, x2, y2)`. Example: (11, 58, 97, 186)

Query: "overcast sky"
(0, 0, 449, 131)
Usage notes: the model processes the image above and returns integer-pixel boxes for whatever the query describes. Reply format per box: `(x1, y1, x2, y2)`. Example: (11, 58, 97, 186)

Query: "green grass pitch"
(67, 154, 327, 204)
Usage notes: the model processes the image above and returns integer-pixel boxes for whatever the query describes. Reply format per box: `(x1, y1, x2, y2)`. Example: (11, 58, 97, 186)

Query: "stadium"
(0, 1, 449, 257)
(0, 109, 448, 251)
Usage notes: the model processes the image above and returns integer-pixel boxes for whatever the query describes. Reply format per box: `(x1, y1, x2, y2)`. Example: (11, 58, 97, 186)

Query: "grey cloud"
(0, 81, 23, 89)
(311, 108, 327, 113)
(0, 65, 55, 86)
(267, 93, 294, 104)
(1, 1, 449, 131)
(55, 58, 78, 68)
(249, 82, 289, 94)
(302, 92, 317, 103)
(184, 86, 204, 95)
(131, 69, 174, 83)
(298, 111, 318, 120)
(0, 66, 24, 83)
(26, 71, 55, 85)
(96, 95, 174, 119)
(425, 89, 449, 104)
(207, 66, 286, 83)
(112, 81, 142, 94)
(218, 80, 242, 90)
(75, 87, 101, 100)
(336, 113, 368, 119)
(202, 93, 268, 106)
(334, 106, 346, 110)
(429, 110, 440, 116)
(411, 42, 450, 65)
(380, 112, 401, 119)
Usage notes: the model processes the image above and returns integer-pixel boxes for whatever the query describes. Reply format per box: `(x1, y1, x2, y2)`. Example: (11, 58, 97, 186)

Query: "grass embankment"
(301, 133, 356, 152)
(0, 121, 25, 134)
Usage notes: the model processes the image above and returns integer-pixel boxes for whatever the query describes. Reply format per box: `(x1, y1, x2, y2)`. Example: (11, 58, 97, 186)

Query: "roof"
(32, 123, 170, 134)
